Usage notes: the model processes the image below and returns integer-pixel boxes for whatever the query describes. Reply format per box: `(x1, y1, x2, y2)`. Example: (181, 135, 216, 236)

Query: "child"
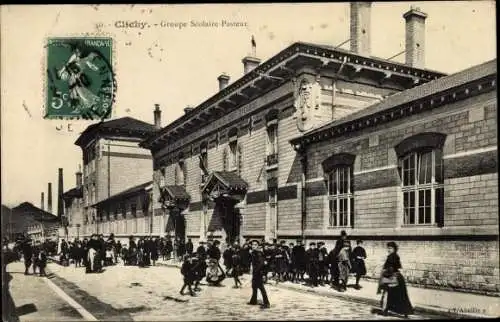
(231, 245, 243, 288)
(180, 255, 196, 296)
(351, 240, 367, 289)
(337, 240, 351, 292)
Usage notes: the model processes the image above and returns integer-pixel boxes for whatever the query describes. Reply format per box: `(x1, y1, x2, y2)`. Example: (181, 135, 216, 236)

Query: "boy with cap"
(306, 242, 319, 287)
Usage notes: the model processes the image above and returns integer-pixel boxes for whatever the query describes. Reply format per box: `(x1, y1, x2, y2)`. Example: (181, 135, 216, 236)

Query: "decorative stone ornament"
(293, 76, 321, 132)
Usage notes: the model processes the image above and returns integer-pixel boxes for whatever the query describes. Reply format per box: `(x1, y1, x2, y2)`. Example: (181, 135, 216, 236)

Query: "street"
(4, 261, 446, 321)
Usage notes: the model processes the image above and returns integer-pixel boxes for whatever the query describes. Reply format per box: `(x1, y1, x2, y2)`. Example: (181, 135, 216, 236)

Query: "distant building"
(61, 167, 84, 240)
(9, 202, 60, 241)
(73, 116, 156, 238)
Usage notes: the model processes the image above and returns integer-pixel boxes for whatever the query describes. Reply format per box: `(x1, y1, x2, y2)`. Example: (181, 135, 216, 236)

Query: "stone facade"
(290, 60, 498, 293)
(141, 42, 443, 247)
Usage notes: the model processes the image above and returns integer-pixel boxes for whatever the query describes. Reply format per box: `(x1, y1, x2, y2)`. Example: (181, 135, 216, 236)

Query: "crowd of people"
(177, 231, 413, 317)
(5, 229, 414, 317)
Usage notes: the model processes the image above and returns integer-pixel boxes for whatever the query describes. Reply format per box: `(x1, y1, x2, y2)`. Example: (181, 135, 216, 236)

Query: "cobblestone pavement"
(46, 263, 443, 321)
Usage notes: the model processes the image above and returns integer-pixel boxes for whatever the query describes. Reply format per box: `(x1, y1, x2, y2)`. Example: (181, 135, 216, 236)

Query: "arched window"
(322, 153, 356, 228)
(395, 133, 445, 226)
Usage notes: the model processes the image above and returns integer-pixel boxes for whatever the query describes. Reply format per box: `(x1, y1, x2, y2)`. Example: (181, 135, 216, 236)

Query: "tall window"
(175, 161, 186, 186)
(401, 149, 444, 225)
(266, 124, 278, 167)
(200, 143, 209, 183)
(327, 166, 354, 227)
(131, 203, 137, 217)
(229, 141, 238, 171)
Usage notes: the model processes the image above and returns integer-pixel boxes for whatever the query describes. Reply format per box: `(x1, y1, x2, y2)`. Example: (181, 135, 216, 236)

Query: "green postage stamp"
(45, 37, 115, 120)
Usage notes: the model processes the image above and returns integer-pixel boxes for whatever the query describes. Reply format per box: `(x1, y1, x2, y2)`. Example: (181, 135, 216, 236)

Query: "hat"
(309, 242, 316, 246)
(387, 241, 398, 251)
(340, 230, 347, 237)
(280, 240, 286, 244)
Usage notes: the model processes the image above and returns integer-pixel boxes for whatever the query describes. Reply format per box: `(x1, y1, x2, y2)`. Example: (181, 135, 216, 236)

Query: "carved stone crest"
(293, 76, 321, 132)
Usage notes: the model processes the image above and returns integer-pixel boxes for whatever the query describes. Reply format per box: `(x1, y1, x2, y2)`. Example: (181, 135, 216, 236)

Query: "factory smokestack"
(58, 168, 64, 220)
(48, 183, 53, 214)
(41, 192, 45, 211)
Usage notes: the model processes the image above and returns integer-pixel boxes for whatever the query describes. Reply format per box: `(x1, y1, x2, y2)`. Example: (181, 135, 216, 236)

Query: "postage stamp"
(44, 37, 115, 120)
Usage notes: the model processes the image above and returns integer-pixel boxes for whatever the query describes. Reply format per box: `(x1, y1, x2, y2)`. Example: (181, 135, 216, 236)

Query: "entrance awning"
(202, 171, 248, 202)
(160, 185, 190, 210)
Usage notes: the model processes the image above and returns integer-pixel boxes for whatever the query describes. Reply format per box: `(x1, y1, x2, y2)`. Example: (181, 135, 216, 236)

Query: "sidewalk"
(154, 258, 499, 319)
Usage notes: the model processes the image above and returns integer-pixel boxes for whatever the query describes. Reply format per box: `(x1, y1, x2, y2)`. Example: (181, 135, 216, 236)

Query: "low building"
(290, 59, 498, 293)
(90, 181, 154, 244)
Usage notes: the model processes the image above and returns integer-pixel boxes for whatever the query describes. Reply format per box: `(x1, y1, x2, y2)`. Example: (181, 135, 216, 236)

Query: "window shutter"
(174, 165, 178, 185)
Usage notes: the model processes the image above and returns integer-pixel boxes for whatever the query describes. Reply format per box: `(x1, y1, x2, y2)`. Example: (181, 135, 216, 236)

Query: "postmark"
(44, 37, 115, 120)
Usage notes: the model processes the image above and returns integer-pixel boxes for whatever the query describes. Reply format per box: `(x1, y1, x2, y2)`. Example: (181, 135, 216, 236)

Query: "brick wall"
(297, 80, 498, 293)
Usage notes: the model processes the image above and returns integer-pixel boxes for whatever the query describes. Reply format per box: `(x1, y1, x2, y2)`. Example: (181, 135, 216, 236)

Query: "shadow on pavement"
(16, 303, 38, 316)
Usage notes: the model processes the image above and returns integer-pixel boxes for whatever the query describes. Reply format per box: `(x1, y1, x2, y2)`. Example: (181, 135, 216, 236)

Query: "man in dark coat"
(98, 234, 106, 268)
(247, 240, 270, 309)
(185, 238, 194, 256)
(21, 239, 33, 275)
(292, 240, 306, 283)
(223, 244, 234, 272)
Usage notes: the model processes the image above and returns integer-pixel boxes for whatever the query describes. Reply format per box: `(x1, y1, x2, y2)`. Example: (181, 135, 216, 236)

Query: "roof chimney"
(350, 2, 372, 56)
(47, 182, 53, 214)
(404, 6, 427, 68)
(154, 104, 162, 129)
(58, 168, 64, 220)
(76, 165, 83, 189)
(218, 73, 230, 90)
(184, 105, 194, 114)
(242, 35, 260, 74)
(41, 192, 45, 210)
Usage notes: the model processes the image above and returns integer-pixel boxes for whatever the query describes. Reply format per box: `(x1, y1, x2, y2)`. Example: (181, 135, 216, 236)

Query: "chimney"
(242, 56, 261, 75)
(184, 105, 194, 114)
(154, 104, 162, 129)
(41, 192, 45, 210)
(217, 73, 230, 90)
(76, 165, 83, 189)
(58, 168, 64, 220)
(47, 182, 53, 214)
(404, 6, 427, 68)
(350, 2, 372, 56)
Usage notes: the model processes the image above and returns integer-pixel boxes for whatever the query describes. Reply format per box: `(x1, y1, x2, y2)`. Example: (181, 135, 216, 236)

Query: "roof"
(141, 41, 447, 149)
(292, 59, 497, 144)
(75, 117, 156, 147)
(12, 202, 59, 222)
(163, 185, 190, 201)
(92, 181, 153, 208)
(212, 171, 249, 191)
(62, 187, 83, 200)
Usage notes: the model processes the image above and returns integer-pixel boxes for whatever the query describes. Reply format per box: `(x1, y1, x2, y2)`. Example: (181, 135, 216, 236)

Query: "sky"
(1, 2, 496, 213)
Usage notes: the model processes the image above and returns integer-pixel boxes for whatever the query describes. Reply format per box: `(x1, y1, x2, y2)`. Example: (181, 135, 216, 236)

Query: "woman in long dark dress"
(378, 241, 413, 317)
